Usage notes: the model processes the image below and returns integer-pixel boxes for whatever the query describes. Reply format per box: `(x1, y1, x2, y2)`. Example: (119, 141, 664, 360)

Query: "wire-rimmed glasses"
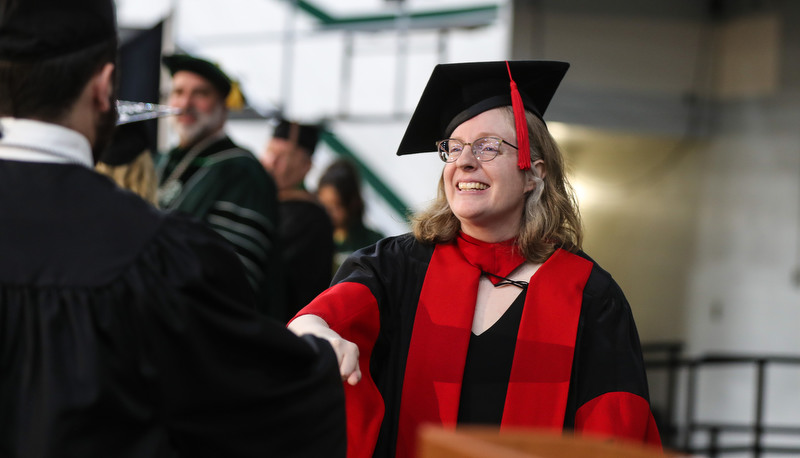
(435, 136, 518, 163)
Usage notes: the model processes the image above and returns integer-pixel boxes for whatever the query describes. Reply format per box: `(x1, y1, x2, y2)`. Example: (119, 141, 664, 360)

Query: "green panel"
(294, 0, 334, 22)
(290, 0, 498, 28)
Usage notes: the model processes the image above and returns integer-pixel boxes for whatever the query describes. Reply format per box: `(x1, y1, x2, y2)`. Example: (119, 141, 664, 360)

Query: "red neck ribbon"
(455, 232, 525, 285)
(506, 61, 531, 170)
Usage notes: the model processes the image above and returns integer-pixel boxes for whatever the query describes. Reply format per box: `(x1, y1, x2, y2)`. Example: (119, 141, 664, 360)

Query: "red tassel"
(506, 61, 531, 170)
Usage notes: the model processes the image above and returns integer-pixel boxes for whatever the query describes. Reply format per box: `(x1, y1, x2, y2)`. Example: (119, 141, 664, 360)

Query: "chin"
(178, 126, 205, 146)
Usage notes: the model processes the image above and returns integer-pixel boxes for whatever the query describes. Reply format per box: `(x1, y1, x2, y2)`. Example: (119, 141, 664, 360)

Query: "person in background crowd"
(0, 0, 346, 456)
(261, 119, 334, 320)
(289, 60, 661, 458)
(317, 158, 384, 273)
(95, 120, 158, 205)
(157, 53, 283, 318)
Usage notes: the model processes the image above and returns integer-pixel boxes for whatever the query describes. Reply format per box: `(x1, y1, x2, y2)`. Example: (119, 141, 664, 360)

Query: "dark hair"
(318, 159, 365, 228)
(0, 39, 117, 121)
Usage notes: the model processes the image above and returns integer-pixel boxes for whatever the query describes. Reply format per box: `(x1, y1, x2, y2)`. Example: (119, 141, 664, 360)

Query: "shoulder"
(198, 144, 275, 190)
(569, 250, 619, 299)
(202, 138, 264, 170)
(544, 248, 617, 298)
(279, 189, 319, 204)
(352, 233, 433, 265)
(280, 197, 330, 224)
(563, 250, 633, 325)
(333, 232, 434, 286)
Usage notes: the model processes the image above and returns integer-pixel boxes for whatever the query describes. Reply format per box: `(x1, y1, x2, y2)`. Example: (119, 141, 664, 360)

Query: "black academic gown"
(278, 190, 335, 321)
(0, 159, 345, 458)
(296, 234, 659, 458)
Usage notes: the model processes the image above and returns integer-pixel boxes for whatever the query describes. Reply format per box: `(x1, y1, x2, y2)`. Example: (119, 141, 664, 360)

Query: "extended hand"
(288, 314, 362, 385)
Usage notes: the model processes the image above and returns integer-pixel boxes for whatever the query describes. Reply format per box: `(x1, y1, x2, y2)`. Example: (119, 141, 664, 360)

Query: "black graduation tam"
(162, 53, 232, 98)
(273, 119, 321, 156)
(0, 0, 117, 60)
(396, 60, 569, 167)
(99, 121, 149, 166)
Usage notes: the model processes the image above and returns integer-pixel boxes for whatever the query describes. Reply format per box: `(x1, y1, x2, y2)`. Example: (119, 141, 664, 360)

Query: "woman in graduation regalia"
(289, 60, 661, 458)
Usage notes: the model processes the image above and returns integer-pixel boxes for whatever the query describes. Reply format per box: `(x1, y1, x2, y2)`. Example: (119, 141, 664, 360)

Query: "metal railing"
(643, 343, 800, 457)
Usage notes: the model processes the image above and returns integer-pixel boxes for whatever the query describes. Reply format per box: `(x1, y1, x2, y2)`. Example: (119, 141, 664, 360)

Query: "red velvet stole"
(395, 240, 593, 458)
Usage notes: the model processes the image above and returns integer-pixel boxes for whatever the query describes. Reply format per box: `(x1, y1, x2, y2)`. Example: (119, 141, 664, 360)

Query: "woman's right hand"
(288, 314, 362, 386)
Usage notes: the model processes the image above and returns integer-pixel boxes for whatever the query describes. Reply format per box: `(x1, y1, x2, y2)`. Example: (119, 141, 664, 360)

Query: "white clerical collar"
(0, 117, 94, 168)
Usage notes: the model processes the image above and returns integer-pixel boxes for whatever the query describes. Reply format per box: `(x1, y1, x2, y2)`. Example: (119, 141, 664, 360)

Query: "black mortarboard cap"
(273, 119, 321, 156)
(99, 121, 149, 166)
(162, 53, 232, 98)
(0, 0, 117, 60)
(396, 60, 569, 157)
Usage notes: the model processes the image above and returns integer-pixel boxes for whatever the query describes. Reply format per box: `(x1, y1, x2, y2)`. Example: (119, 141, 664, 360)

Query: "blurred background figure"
(95, 121, 158, 206)
(261, 119, 334, 320)
(317, 158, 384, 272)
(157, 53, 283, 318)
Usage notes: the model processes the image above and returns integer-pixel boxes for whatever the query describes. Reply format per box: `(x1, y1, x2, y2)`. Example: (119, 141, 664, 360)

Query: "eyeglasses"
(435, 136, 518, 163)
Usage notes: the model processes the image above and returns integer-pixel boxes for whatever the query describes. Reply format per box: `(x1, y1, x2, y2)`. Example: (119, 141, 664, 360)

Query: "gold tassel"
(226, 80, 246, 110)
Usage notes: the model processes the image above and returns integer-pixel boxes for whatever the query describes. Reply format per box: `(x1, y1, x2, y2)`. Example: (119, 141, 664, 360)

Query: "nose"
(169, 92, 191, 111)
(454, 144, 479, 169)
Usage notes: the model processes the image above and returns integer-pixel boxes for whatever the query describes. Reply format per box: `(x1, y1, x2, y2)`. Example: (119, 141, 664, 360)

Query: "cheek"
(442, 168, 456, 199)
(442, 165, 456, 187)
(194, 97, 216, 114)
(168, 94, 187, 109)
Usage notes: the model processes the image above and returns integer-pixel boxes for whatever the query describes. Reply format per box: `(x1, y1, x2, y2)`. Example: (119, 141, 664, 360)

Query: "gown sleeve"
(135, 217, 346, 457)
(172, 153, 283, 319)
(567, 264, 662, 447)
(292, 234, 431, 458)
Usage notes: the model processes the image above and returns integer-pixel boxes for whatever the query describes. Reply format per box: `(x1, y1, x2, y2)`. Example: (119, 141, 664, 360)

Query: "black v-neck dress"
(457, 285, 528, 424)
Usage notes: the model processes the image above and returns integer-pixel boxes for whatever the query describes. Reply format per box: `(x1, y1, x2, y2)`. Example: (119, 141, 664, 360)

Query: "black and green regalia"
(157, 134, 284, 317)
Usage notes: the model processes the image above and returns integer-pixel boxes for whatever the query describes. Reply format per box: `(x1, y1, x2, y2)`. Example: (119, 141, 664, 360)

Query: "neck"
(60, 108, 94, 147)
(179, 128, 224, 150)
(459, 222, 519, 244)
(179, 126, 224, 149)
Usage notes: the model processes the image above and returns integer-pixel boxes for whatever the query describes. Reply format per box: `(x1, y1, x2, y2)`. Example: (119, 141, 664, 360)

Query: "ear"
(524, 159, 546, 193)
(92, 62, 115, 112)
(533, 159, 546, 180)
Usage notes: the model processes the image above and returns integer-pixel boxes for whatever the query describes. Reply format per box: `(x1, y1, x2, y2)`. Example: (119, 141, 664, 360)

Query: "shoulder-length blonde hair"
(411, 106, 582, 263)
(95, 150, 159, 207)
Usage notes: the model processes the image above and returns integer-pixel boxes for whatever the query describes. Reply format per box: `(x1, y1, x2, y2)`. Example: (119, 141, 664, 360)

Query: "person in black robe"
(0, 1, 345, 457)
(288, 61, 661, 457)
(261, 119, 335, 321)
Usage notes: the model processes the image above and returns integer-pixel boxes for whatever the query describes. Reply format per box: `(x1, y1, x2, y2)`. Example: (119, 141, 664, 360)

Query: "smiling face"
(443, 107, 536, 242)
